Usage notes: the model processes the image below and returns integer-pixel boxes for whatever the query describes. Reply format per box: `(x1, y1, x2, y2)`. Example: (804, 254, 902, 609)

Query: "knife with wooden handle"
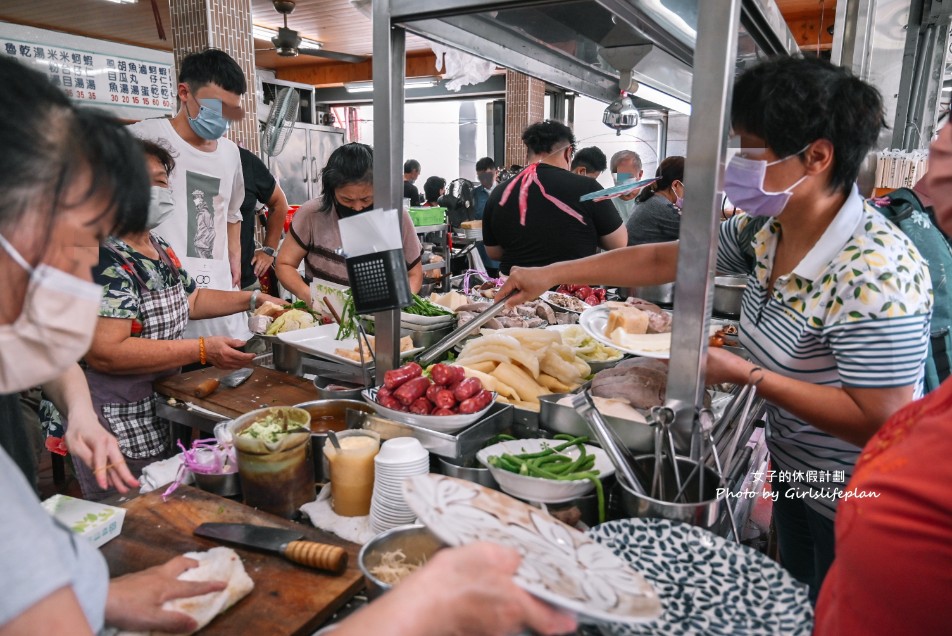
(194, 522, 348, 574)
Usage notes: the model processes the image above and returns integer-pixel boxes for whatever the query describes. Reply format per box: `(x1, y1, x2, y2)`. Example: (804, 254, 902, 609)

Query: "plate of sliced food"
(540, 291, 589, 314)
(277, 324, 422, 366)
(579, 299, 720, 359)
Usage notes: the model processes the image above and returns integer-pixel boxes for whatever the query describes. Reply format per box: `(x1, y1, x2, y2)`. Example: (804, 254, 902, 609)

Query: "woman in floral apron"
(44, 140, 281, 500)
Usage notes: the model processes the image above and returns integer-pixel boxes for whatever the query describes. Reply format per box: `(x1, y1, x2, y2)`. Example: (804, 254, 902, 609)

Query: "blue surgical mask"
(723, 147, 809, 217)
(187, 98, 230, 140)
(614, 172, 633, 185)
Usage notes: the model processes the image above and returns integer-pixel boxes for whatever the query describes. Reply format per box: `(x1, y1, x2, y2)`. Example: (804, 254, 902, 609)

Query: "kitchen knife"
(220, 368, 254, 388)
(194, 522, 348, 574)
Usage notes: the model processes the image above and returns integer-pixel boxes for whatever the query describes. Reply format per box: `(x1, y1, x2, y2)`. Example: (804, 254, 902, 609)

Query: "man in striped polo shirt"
(499, 56, 933, 602)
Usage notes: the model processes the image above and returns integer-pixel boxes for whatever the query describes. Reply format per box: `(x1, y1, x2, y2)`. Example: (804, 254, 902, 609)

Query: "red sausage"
(431, 407, 455, 416)
(425, 383, 442, 404)
(430, 363, 454, 386)
(453, 377, 482, 402)
(409, 397, 434, 415)
(459, 390, 492, 414)
(435, 389, 457, 410)
(395, 376, 432, 406)
(377, 385, 393, 401)
(384, 362, 422, 390)
(378, 394, 406, 412)
(449, 365, 467, 385)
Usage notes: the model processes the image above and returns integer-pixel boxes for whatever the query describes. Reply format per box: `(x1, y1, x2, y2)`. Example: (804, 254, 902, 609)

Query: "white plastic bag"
(430, 42, 495, 91)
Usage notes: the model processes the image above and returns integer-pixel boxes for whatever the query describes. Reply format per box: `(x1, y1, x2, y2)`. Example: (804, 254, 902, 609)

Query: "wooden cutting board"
(155, 366, 318, 419)
(101, 486, 364, 635)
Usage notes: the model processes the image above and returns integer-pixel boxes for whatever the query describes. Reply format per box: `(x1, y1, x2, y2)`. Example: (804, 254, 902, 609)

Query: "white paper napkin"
(338, 208, 402, 257)
(300, 484, 377, 545)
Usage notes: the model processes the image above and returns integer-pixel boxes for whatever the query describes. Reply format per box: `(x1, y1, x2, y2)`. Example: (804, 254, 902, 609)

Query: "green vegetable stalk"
(487, 435, 605, 523)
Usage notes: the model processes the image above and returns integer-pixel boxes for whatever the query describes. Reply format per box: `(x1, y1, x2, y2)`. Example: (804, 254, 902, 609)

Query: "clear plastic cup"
(323, 430, 381, 516)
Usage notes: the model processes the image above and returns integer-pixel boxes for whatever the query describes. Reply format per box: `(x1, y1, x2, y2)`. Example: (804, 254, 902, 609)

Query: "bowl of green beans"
(476, 436, 614, 520)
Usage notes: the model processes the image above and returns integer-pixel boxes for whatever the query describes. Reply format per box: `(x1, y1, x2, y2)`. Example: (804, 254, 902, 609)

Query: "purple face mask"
(723, 147, 809, 217)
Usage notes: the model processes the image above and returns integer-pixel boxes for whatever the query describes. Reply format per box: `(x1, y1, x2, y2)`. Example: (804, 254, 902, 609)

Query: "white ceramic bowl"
(362, 388, 496, 433)
(376, 437, 429, 464)
(476, 438, 615, 504)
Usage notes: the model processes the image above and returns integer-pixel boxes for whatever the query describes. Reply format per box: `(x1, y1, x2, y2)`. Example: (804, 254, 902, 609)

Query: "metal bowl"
(616, 455, 725, 529)
(358, 524, 445, 599)
(437, 455, 498, 490)
(313, 375, 366, 401)
(713, 275, 747, 318)
(538, 393, 654, 452)
(192, 470, 241, 497)
(623, 282, 675, 306)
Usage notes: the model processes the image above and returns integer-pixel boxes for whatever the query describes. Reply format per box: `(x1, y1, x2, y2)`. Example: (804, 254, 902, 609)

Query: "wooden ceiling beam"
(784, 11, 835, 51)
(275, 52, 438, 86)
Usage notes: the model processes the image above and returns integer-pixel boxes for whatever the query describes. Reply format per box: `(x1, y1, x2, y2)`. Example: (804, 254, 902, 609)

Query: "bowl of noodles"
(358, 524, 445, 598)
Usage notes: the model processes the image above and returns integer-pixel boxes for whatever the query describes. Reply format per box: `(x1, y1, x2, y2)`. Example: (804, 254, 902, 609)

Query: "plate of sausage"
(362, 362, 497, 433)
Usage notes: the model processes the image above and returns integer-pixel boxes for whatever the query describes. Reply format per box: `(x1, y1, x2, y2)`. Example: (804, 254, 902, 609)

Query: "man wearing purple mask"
(499, 56, 932, 602)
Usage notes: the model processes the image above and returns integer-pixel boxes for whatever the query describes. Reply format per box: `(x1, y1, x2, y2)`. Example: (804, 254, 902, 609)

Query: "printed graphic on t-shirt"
(186, 172, 221, 259)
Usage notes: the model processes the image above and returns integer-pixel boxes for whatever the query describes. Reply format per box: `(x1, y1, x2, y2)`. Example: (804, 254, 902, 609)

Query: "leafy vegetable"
(405, 294, 454, 317)
(335, 291, 357, 341)
(266, 309, 316, 335)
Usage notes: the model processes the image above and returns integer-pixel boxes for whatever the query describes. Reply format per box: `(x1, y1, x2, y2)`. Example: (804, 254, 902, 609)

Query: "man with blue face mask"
(128, 49, 252, 344)
(609, 149, 644, 222)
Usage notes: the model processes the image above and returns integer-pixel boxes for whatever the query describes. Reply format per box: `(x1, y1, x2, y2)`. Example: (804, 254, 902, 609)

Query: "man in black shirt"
(403, 159, 421, 206)
(483, 121, 627, 274)
(238, 147, 290, 289)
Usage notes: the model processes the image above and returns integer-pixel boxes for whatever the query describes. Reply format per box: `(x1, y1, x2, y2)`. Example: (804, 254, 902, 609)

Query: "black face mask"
(335, 201, 373, 218)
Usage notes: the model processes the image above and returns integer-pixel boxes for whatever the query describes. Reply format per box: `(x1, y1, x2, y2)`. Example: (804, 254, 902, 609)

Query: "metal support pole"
(665, 0, 741, 449)
(372, 0, 407, 384)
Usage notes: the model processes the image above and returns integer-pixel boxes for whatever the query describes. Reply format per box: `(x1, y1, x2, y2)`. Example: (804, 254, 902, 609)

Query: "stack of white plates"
(370, 438, 430, 534)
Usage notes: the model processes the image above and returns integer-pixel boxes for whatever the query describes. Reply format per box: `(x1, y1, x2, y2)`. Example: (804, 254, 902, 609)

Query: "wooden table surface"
(101, 486, 364, 635)
(155, 366, 319, 420)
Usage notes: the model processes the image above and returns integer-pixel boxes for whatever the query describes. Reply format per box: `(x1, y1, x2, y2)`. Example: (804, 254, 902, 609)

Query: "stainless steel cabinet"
(268, 123, 345, 206)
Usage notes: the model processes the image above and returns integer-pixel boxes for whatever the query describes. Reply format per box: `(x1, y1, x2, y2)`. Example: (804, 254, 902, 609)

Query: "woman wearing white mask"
(0, 56, 228, 635)
(626, 155, 686, 246)
(499, 56, 933, 601)
(40, 139, 281, 501)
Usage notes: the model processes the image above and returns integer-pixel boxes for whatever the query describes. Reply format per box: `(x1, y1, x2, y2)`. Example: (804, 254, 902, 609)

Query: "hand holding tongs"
(416, 291, 516, 368)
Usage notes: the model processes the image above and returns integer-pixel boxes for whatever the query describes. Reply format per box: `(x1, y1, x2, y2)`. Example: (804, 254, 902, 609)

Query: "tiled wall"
(504, 69, 546, 167)
(169, 0, 259, 152)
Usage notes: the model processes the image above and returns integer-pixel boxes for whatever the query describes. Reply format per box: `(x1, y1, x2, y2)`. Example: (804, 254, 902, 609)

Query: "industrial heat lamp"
(603, 91, 640, 135)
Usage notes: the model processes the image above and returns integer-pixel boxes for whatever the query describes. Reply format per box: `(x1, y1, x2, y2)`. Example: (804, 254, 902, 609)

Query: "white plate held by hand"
(403, 474, 661, 626)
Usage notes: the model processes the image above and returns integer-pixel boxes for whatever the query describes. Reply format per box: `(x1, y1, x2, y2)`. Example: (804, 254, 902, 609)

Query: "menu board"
(0, 22, 175, 120)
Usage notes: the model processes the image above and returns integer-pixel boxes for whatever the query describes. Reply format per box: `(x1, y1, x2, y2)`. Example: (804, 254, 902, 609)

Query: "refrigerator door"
(270, 126, 310, 206)
(308, 128, 344, 206)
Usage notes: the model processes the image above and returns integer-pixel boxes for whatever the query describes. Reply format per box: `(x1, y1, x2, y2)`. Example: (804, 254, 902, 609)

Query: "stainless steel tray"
(357, 402, 514, 459)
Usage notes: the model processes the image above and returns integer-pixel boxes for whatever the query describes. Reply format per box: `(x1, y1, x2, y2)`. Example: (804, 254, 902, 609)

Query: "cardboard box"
(41, 494, 126, 548)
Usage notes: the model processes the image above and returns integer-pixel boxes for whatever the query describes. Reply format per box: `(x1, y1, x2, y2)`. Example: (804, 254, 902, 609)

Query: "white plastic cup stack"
(370, 437, 430, 534)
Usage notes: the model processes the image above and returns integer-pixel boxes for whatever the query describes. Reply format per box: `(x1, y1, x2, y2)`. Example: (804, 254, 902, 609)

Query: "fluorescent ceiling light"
(103, 0, 137, 3)
(343, 76, 441, 94)
(633, 83, 691, 115)
(252, 24, 322, 50)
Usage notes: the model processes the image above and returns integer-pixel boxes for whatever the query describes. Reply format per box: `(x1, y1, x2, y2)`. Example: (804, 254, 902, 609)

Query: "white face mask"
(147, 185, 175, 230)
(0, 233, 102, 392)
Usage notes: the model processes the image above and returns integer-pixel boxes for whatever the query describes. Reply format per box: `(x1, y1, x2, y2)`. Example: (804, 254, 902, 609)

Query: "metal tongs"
(697, 408, 740, 543)
(571, 390, 652, 495)
(648, 406, 683, 501)
(416, 291, 516, 367)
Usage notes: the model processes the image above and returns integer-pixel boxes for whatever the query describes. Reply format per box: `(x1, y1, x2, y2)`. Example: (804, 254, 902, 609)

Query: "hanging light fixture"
(602, 90, 640, 136)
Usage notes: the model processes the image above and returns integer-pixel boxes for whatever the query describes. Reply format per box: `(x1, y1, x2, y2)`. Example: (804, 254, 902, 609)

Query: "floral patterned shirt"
(95, 234, 196, 336)
(717, 187, 933, 519)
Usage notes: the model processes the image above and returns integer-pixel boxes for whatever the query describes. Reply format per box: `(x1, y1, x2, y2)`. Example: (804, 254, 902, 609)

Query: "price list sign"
(0, 22, 175, 119)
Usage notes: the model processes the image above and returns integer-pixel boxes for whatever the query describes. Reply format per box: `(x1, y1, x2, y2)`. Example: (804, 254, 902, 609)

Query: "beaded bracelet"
(199, 336, 207, 365)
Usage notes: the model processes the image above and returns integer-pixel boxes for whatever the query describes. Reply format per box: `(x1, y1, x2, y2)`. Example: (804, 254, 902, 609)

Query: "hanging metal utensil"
(571, 391, 650, 495)
(700, 408, 740, 542)
(416, 292, 514, 368)
(649, 407, 667, 500)
(724, 382, 760, 470)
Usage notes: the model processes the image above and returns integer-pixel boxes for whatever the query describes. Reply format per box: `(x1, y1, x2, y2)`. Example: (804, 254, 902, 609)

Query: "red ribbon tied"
(499, 163, 587, 227)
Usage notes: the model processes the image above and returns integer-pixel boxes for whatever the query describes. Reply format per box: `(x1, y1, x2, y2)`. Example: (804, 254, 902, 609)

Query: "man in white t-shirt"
(129, 49, 251, 341)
